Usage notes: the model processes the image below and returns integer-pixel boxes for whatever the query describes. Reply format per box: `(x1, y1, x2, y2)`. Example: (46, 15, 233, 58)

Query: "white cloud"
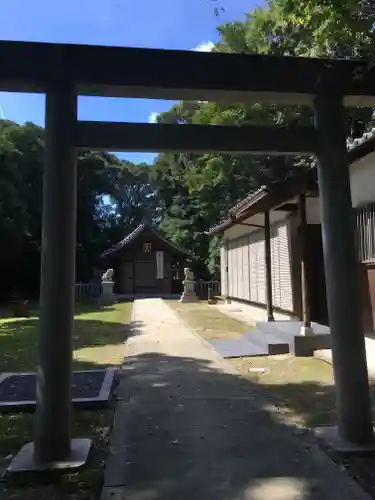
(193, 41, 215, 52)
(148, 112, 159, 124)
(0, 104, 5, 120)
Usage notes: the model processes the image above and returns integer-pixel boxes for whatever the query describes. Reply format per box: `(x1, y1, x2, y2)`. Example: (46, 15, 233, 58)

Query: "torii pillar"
(8, 82, 91, 471)
(314, 93, 374, 449)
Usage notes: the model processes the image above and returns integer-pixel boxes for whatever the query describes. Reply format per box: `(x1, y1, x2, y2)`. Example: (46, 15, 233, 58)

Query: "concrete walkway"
(101, 298, 370, 500)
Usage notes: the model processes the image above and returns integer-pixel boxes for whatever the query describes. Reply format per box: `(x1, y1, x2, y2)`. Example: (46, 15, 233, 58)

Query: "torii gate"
(1, 40, 375, 469)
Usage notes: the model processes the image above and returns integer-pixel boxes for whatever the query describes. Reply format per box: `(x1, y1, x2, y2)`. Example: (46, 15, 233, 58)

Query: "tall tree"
(152, 0, 375, 277)
(0, 120, 155, 297)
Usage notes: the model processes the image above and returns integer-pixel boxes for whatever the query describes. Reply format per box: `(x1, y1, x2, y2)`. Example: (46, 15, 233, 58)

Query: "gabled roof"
(209, 128, 375, 235)
(209, 169, 318, 235)
(101, 223, 191, 258)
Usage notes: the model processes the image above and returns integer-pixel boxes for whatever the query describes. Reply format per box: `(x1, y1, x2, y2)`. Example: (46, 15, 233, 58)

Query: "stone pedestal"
(180, 280, 198, 303)
(179, 268, 198, 303)
(100, 281, 115, 306)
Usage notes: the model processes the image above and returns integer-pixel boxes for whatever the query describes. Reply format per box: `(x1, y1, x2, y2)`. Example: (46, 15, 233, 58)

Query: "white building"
(210, 131, 375, 333)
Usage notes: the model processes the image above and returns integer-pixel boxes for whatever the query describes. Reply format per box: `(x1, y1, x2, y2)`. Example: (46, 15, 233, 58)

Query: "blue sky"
(0, 0, 257, 163)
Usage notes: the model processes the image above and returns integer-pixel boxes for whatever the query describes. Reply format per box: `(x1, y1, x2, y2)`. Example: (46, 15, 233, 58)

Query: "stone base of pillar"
(314, 426, 375, 453)
(99, 281, 115, 306)
(7, 438, 92, 473)
(300, 325, 314, 336)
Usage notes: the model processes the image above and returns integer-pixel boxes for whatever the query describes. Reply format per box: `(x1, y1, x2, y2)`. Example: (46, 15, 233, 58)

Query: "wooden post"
(264, 211, 274, 322)
(224, 239, 230, 302)
(299, 194, 313, 336)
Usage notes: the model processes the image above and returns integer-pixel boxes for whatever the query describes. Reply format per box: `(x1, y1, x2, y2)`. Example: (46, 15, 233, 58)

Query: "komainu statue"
(101, 268, 114, 282)
(180, 267, 198, 303)
(184, 268, 195, 282)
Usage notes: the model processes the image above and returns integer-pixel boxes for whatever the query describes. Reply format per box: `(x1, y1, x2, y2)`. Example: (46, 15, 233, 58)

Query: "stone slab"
(0, 369, 115, 411)
(7, 438, 92, 473)
(208, 337, 267, 358)
(257, 321, 330, 339)
(209, 327, 292, 358)
(244, 328, 289, 349)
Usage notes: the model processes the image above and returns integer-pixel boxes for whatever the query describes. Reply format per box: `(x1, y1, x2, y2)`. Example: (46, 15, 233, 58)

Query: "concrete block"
(294, 334, 331, 357)
(268, 343, 290, 355)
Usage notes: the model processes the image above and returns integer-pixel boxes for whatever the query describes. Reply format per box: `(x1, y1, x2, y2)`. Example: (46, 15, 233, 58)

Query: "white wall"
(300, 151, 375, 214)
(289, 151, 375, 222)
(306, 197, 321, 224)
(227, 299, 297, 322)
(223, 215, 294, 313)
(350, 151, 375, 208)
(224, 210, 288, 240)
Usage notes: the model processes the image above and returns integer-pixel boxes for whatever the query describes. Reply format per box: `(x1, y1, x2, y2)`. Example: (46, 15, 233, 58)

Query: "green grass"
(0, 301, 133, 372)
(169, 301, 337, 426)
(231, 355, 337, 428)
(168, 301, 375, 430)
(168, 300, 338, 428)
(0, 301, 133, 500)
(1, 408, 113, 499)
(167, 300, 248, 341)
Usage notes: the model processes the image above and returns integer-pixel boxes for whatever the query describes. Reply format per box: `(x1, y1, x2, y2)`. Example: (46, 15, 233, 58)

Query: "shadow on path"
(107, 350, 368, 500)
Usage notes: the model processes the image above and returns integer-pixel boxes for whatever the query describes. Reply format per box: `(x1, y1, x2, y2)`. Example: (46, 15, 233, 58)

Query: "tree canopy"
(0, 119, 156, 298)
(150, 0, 375, 276)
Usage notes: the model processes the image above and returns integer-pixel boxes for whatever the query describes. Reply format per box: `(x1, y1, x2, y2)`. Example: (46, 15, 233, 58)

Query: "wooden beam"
(274, 202, 299, 212)
(237, 222, 265, 228)
(75, 121, 318, 155)
(1, 41, 375, 105)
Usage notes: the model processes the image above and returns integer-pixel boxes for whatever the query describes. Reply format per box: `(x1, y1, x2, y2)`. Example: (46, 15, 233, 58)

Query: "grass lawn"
(231, 355, 336, 428)
(0, 300, 133, 500)
(168, 300, 337, 427)
(167, 300, 247, 341)
(0, 301, 133, 371)
(168, 300, 342, 427)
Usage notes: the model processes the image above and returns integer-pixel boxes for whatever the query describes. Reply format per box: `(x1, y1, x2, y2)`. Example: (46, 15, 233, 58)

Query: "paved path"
(101, 298, 370, 500)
